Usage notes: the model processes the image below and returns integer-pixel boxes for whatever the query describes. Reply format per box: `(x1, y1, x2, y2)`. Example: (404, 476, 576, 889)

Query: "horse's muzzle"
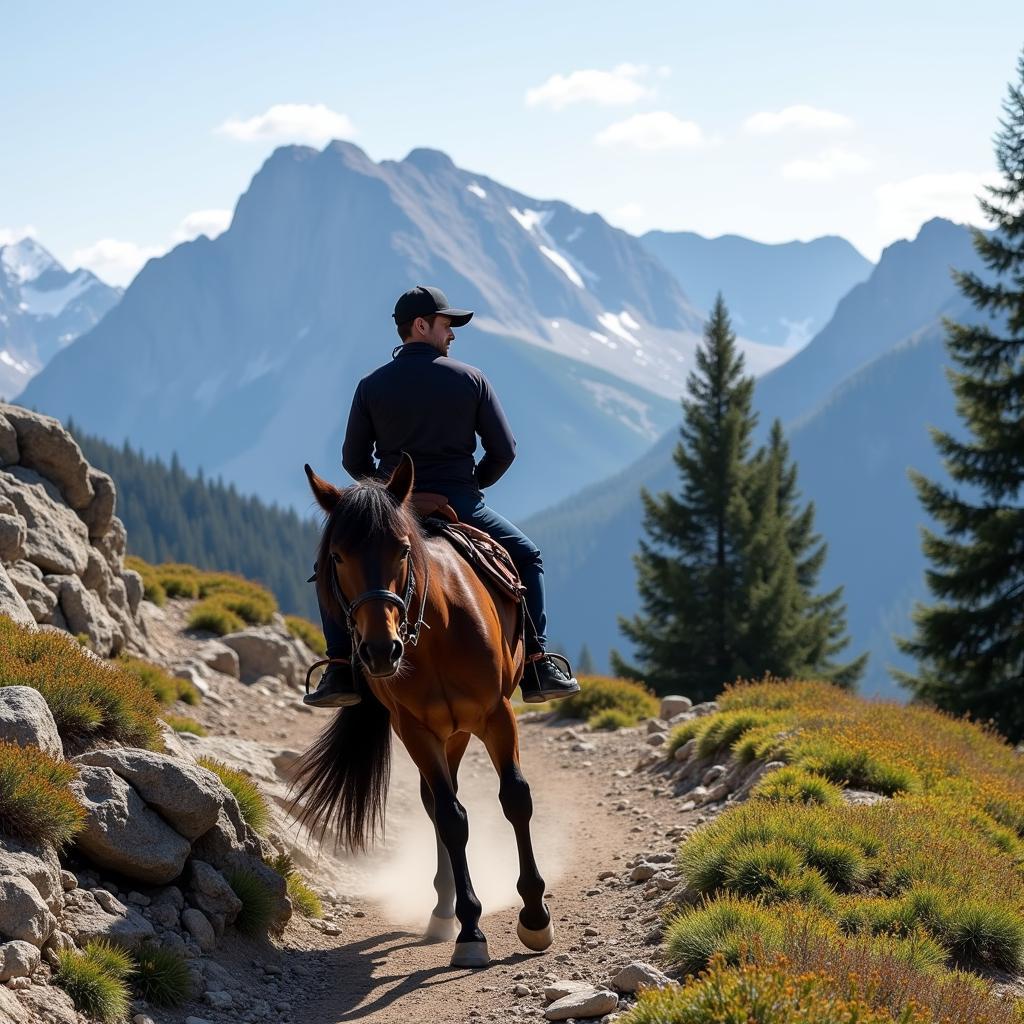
(358, 638, 405, 678)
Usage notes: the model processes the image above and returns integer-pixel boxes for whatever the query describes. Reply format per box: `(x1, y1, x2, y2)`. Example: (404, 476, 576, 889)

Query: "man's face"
(423, 314, 454, 353)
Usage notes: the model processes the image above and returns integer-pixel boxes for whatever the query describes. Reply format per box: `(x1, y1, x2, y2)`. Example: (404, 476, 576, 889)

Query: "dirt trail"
(276, 716, 692, 1024)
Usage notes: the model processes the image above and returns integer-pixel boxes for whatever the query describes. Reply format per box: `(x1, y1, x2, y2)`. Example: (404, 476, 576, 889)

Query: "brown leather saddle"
(410, 492, 526, 606)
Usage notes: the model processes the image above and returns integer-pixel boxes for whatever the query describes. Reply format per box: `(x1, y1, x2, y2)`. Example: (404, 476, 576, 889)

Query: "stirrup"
(303, 658, 353, 696)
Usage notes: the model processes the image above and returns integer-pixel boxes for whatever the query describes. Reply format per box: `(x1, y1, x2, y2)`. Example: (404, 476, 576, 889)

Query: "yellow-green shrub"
(553, 675, 658, 725)
(54, 944, 131, 1023)
(589, 708, 635, 731)
(163, 714, 207, 736)
(134, 944, 191, 1006)
(0, 740, 85, 847)
(188, 600, 246, 636)
(198, 757, 269, 834)
(118, 656, 199, 706)
(0, 618, 161, 753)
(285, 614, 327, 655)
(751, 765, 844, 806)
(269, 852, 324, 919)
(225, 867, 276, 935)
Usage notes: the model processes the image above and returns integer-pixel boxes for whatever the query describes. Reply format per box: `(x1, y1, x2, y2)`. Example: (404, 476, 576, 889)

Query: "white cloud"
(875, 171, 997, 243)
(173, 209, 232, 243)
(595, 112, 708, 151)
(71, 239, 164, 287)
(744, 105, 853, 134)
(0, 224, 38, 246)
(217, 103, 355, 144)
(782, 145, 871, 181)
(526, 63, 656, 110)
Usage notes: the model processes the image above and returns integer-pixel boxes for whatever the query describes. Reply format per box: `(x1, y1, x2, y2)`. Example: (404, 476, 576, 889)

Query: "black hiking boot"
(302, 658, 362, 708)
(520, 653, 581, 704)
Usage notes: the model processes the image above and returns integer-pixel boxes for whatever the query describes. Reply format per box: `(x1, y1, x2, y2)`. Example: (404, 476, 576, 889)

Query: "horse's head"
(305, 454, 419, 679)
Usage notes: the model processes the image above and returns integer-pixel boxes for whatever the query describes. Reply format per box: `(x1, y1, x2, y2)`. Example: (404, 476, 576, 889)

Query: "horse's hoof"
(424, 913, 458, 942)
(517, 918, 555, 952)
(450, 940, 490, 968)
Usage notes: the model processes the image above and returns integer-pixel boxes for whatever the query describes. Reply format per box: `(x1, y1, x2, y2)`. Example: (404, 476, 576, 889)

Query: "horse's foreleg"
(419, 733, 470, 942)
(482, 699, 553, 952)
(402, 722, 488, 967)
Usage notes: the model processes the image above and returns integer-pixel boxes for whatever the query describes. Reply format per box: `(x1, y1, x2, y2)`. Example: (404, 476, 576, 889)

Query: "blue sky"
(2, 2, 1021, 284)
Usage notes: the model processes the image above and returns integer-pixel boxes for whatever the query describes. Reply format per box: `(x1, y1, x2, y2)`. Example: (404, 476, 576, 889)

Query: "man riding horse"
(304, 284, 580, 708)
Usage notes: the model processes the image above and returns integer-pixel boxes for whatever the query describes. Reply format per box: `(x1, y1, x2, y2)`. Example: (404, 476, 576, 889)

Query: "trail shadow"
(294, 928, 536, 1023)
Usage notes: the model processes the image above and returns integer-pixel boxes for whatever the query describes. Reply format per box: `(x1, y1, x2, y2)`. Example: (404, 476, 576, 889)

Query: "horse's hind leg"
(420, 733, 471, 942)
(481, 699, 553, 952)
(402, 721, 488, 967)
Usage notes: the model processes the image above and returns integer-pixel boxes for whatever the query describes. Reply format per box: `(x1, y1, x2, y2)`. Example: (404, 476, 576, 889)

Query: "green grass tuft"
(134, 944, 192, 1006)
(663, 895, 783, 974)
(197, 756, 270, 834)
(54, 947, 131, 1023)
(163, 713, 207, 736)
(285, 614, 327, 655)
(553, 675, 658, 726)
(588, 708, 635, 731)
(751, 765, 843, 806)
(188, 600, 246, 636)
(226, 867, 276, 935)
(0, 739, 86, 847)
(269, 851, 323, 918)
(0, 618, 162, 754)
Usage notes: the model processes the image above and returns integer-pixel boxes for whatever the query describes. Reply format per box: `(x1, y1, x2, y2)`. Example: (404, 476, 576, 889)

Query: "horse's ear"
(305, 464, 342, 513)
(386, 452, 414, 505)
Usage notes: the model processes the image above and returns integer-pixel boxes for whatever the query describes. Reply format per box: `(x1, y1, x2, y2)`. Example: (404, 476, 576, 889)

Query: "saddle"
(410, 492, 525, 606)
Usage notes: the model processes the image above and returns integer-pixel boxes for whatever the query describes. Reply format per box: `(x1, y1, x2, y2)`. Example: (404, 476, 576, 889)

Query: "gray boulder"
(0, 469, 90, 575)
(0, 404, 94, 510)
(74, 748, 223, 840)
(0, 835, 64, 914)
(195, 639, 240, 678)
(7, 560, 58, 623)
(0, 509, 26, 562)
(188, 860, 242, 934)
(181, 907, 217, 952)
(80, 468, 116, 540)
(58, 575, 123, 656)
(0, 940, 41, 982)
(0, 414, 18, 465)
(610, 961, 672, 993)
(0, 871, 57, 946)
(122, 568, 144, 614)
(61, 886, 155, 950)
(219, 626, 308, 687)
(69, 765, 191, 883)
(0, 564, 35, 628)
(544, 988, 618, 1020)
(95, 515, 127, 573)
(659, 695, 693, 719)
(0, 686, 63, 758)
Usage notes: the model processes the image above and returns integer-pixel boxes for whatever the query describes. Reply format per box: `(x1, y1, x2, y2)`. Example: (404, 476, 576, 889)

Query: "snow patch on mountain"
(1, 238, 58, 284)
(0, 350, 32, 374)
(466, 183, 487, 199)
(539, 245, 585, 288)
(21, 270, 94, 317)
(597, 311, 642, 348)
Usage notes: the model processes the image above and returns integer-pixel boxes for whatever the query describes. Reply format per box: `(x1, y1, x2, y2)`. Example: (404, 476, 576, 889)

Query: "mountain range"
(15, 142, 868, 520)
(525, 218, 982, 697)
(640, 230, 872, 348)
(0, 237, 120, 399)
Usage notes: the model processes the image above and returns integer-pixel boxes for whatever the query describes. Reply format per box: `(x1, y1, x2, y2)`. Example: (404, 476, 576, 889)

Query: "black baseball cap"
(392, 285, 473, 328)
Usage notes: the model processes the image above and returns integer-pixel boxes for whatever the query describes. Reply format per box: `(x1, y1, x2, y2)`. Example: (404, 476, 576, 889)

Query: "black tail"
(289, 691, 392, 852)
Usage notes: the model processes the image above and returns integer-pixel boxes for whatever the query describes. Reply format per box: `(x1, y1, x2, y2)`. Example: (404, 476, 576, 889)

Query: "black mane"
(315, 479, 424, 621)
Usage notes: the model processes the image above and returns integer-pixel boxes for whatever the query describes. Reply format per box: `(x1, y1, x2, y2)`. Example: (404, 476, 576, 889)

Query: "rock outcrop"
(0, 404, 147, 656)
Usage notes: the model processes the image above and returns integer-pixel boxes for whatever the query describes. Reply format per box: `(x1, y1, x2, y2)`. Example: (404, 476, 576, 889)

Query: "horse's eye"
(330, 552, 342, 564)
(400, 546, 411, 559)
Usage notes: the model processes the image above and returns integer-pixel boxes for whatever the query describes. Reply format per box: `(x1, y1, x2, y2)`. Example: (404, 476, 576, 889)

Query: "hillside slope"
(525, 219, 983, 696)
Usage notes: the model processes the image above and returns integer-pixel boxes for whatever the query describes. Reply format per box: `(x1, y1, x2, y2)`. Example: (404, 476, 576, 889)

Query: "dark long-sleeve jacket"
(341, 341, 516, 496)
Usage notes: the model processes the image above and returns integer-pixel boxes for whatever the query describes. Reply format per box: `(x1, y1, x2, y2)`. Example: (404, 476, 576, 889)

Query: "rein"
(329, 547, 431, 651)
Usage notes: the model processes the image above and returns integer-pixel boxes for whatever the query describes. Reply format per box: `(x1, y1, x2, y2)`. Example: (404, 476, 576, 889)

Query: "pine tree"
(611, 296, 759, 699)
(895, 54, 1024, 739)
(744, 420, 865, 687)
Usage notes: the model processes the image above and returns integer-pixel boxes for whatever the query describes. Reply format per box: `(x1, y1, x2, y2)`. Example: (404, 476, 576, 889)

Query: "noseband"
(329, 550, 431, 650)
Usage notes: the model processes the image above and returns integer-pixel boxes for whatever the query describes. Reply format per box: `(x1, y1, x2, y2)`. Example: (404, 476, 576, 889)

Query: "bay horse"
(290, 454, 554, 968)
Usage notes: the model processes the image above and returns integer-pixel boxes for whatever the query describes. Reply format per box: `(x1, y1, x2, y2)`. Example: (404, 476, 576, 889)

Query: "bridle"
(328, 546, 431, 651)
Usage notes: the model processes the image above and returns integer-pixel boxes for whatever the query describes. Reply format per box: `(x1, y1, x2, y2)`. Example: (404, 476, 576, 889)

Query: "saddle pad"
(440, 522, 525, 605)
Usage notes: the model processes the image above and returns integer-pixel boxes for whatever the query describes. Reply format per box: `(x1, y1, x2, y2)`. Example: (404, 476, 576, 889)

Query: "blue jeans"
(316, 492, 548, 658)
